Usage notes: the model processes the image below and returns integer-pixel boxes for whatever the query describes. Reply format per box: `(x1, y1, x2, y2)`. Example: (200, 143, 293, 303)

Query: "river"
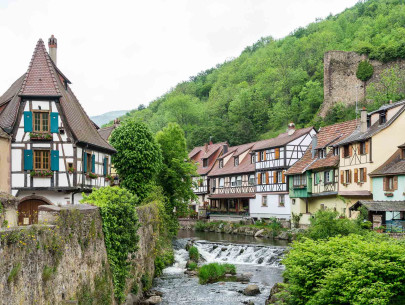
(152, 231, 288, 304)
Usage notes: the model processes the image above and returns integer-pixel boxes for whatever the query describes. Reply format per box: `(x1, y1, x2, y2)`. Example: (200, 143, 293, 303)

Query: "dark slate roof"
(0, 39, 116, 154)
(370, 149, 405, 176)
(0, 127, 9, 139)
(350, 200, 405, 212)
(368, 100, 405, 115)
(98, 125, 117, 141)
(337, 102, 405, 146)
(253, 127, 314, 151)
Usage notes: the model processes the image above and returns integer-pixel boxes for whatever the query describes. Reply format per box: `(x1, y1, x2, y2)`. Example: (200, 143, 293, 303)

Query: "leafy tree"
(155, 123, 197, 228)
(356, 60, 374, 81)
(81, 187, 140, 304)
(110, 120, 162, 201)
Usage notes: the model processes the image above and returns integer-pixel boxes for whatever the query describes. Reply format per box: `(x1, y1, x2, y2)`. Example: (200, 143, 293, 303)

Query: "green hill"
(115, 0, 405, 148)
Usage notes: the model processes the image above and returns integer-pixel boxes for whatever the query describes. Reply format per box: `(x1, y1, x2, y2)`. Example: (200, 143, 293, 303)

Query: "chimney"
(223, 144, 228, 154)
(48, 35, 57, 65)
(360, 107, 367, 133)
(204, 143, 208, 152)
(287, 122, 295, 136)
(311, 135, 318, 158)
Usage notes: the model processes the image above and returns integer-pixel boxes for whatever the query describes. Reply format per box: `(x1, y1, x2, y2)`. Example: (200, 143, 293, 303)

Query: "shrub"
(195, 221, 208, 232)
(42, 265, 56, 282)
(283, 234, 405, 305)
(154, 249, 175, 277)
(356, 60, 374, 81)
(187, 261, 198, 271)
(198, 263, 236, 284)
(7, 262, 21, 284)
(189, 246, 200, 262)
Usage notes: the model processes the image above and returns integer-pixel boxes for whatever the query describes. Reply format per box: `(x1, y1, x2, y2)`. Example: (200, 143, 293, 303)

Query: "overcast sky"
(0, 0, 358, 116)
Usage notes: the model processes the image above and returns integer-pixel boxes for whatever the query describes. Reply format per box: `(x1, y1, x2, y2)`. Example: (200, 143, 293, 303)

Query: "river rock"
(124, 293, 139, 305)
(221, 247, 227, 251)
(243, 285, 261, 296)
(144, 296, 162, 304)
(265, 283, 285, 304)
(184, 270, 198, 276)
(145, 290, 163, 297)
(254, 229, 265, 237)
(236, 273, 253, 282)
(275, 231, 290, 240)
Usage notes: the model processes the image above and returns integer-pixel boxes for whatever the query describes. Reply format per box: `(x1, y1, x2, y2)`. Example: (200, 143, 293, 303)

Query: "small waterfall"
(194, 241, 285, 267)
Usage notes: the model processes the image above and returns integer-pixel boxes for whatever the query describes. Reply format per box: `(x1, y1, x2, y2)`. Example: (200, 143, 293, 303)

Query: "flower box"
(67, 167, 75, 174)
(104, 174, 113, 182)
(30, 170, 53, 178)
(29, 132, 52, 141)
(86, 172, 98, 179)
(385, 193, 394, 197)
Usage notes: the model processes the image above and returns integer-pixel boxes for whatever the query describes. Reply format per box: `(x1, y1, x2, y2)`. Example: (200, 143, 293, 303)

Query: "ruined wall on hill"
(320, 51, 405, 117)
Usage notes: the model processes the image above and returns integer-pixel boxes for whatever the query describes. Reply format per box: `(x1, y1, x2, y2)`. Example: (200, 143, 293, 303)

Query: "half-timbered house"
(250, 123, 316, 220)
(207, 142, 256, 220)
(0, 37, 116, 225)
(286, 120, 357, 225)
(188, 142, 227, 212)
(336, 101, 405, 214)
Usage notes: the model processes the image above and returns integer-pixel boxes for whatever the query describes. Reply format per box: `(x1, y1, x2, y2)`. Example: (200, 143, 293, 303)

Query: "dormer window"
(367, 116, 371, 128)
(402, 148, 405, 159)
(379, 112, 386, 124)
(219, 159, 223, 168)
(251, 154, 255, 164)
(333, 147, 339, 156)
(202, 158, 208, 167)
(318, 149, 326, 159)
(234, 156, 239, 166)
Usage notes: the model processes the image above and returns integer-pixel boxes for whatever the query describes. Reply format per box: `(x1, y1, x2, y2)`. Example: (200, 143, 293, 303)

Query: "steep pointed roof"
(0, 38, 115, 153)
(19, 39, 61, 97)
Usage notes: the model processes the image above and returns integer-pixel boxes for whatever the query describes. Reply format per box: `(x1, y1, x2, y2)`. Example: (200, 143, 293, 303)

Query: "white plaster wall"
(12, 174, 24, 187)
(33, 177, 51, 187)
(250, 193, 291, 219)
(32, 101, 50, 110)
(12, 149, 21, 171)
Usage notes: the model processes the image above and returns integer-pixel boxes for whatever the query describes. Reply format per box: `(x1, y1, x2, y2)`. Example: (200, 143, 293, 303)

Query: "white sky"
(0, 0, 358, 116)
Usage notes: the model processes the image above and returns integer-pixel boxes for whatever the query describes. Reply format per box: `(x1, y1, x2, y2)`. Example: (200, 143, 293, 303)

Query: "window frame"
(86, 153, 92, 173)
(234, 156, 239, 166)
(260, 151, 265, 161)
(343, 145, 350, 158)
(219, 159, 223, 168)
(293, 174, 307, 187)
(248, 174, 255, 185)
(359, 142, 366, 155)
(219, 178, 224, 188)
(251, 154, 255, 164)
(202, 158, 208, 168)
(277, 171, 282, 184)
(387, 176, 394, 191)
(333, 147, 339, 156)
(262, 195, 268, 207)
(359, 168, 365, 182)
(379, 112, 387, 124)
(279, 195, 285, 207)
(34, 150, 51, 171)
(231, 176, 237, 187)
(236, 175, 242, 186)
(33, 110, 50, 133)
(345, 170, 351, 184)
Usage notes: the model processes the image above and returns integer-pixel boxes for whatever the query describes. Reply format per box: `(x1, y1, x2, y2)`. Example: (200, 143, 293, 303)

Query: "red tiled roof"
(370, 149, 405, 176)
(189, 142, 226, 175)
(307, 151, 339, 170)
(316, 119, 357, 148)
(253, 127, 314, 151)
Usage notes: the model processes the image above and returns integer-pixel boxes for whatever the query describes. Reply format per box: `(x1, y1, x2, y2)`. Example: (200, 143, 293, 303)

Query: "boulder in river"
(254, 229, 265, 237)
(243, 284, 261, 296)
(143, 295, 162, 304)
(275, 231, 289, 240)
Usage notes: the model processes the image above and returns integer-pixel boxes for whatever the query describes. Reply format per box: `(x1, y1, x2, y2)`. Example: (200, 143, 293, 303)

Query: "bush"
(189, 246, 200, 262)
(154, 249, 175, 277)
(195, 221, 208, 232)
(356, 60, 374, 81)
(304, 209, 363, 240)
(187, 261, 198, 271)
(81, 187, 140, 304)
(283, 234, 405, 305)
(198, 263, 236, 284)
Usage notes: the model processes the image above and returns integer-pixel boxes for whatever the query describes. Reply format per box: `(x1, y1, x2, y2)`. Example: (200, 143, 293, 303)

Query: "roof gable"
(19, 39, 61, 97)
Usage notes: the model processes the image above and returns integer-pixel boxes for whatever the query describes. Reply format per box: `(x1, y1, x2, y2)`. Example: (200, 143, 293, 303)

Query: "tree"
(155, 123, 197, 223)
(110, 120, 162, 201)
(356, 60, 374, 81)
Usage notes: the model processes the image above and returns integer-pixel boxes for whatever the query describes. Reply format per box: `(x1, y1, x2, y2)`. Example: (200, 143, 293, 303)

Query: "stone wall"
(0, 192, 18, 228)
(320, 51, 405, 117)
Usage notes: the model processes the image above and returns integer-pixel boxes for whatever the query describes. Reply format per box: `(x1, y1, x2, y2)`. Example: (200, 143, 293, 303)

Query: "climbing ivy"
(356, 60, 374, 81)
(81, 187, 140, 304)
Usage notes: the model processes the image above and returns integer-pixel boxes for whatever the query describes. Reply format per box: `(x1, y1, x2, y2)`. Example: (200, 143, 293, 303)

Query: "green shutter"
(315, 173, 320, 184)
(103, 157, 108, 176)
(50, 112, 59, 133)
(83, 153, 87, 173)
(51, 150, 59, 171)
(24, 111, 33, 132)
(24, 150, 33, 170)
(91, 155, 96, 173)
(330, 170, 334, 182)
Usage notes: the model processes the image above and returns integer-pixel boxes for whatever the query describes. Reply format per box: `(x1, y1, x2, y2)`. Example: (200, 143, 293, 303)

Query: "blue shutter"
(83, 153, 87, 173)
(51, 150, 59, 171)
(24, 150, 33, 170)
(24, 112, 33, 132)
(50, 112, 59, 133)
(91, 155, 96, 173)
(103, 157, 108, 176)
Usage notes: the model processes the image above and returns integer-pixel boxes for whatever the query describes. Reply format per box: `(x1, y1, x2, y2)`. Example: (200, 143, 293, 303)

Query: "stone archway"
(18, 196, 52, 226)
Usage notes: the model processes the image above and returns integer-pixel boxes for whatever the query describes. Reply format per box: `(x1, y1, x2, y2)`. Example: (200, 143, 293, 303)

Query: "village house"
(336, 101, 405, 215)
(0, 36, 116, 225)
(286, 120, 357, 226)
(207, 142, 256, 220)
(250, 123, 316, 220)
(188, 141, 227, 212)
(350, 144, 405, 231)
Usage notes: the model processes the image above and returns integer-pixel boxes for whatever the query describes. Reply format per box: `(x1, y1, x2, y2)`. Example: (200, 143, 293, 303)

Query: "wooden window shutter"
(51, 150, 59, 171)
(275, 148, 280, 160)
(50, 112, 59, 133)
(103, 157, 108, 176)
(24, 149, 33, 170)
(349, 169, 352, 183)
(394, 176, 398, 190)
(24, 111, 33, 132)
(365, 141, 369, 154)
(354, 168, 358, 183)
(266, 172, 269, 184)
(383, 177, 387, 191)
(282, 170, 286, 183)
(257, 173, 261, 185)
(340, 170, 344, 184)
(349, 145, 352, 157)
(91, 155, 96, 173)
(273, 171, 277, 183)
(257, 152, 261, 162)
(363, 168, 367, 182)
(263, 151, 267, 161)
(83, 153, 87, 173)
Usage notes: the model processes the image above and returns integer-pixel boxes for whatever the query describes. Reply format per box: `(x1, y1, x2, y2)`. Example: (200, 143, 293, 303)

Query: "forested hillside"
(115, 0, 405, 148)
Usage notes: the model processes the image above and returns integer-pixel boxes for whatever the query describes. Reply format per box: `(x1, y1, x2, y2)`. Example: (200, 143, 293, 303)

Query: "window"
(251, 154, 255, 164)
(387, 177, 394, 190)
(231, 176, 236, 187)
(86, 153, 92, 173)
(324, 171, 330, 184)
(402, 149, 405, 160)
(260, 151, 265, 161)
(343, 145, 350, 158)
(219, 178, 224, 188)
(279, 195, 285, 207)
(345, 170, 351, 184)
(34, 150, 50, 170)
(262, 196, 268, 207)
(211, 178, 216, 190)
(236, 176, 242, 186)
(359, 142, 366, 155)
(333, 147, 339, 156)
(359, 168, 366, 182)
(261, 173, 266, 184)
(318, 149, 326, 159)
(234, 157, 239, 166)
(219, 159, 223, 168)
(292, 199, 296, 205)
(367, 116, 371, 128)
(293, 174, 306, 187)
(248, 174, 255, 185)
(202, 159, 208, 167)
(379, 112, 387, 124)
(33, 111, 49, 132)
(277, 171, 282, 184)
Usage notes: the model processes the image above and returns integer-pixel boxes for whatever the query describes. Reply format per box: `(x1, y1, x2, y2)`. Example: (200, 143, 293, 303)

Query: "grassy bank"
(198, 263, 236, 284)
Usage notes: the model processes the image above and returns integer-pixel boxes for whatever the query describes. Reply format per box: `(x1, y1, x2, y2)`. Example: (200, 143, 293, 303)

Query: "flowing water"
(152, 231, 288, 305)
